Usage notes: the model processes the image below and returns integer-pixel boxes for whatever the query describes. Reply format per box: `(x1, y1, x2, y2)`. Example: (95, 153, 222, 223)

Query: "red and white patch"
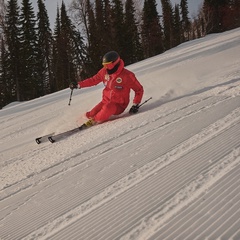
(116, 77, 122, 83)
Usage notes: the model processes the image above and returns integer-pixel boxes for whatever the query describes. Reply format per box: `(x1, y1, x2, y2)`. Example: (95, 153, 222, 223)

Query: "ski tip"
(35, 138, 41, 144)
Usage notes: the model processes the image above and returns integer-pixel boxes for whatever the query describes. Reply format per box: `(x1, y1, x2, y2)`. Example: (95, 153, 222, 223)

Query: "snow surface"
(1, 28, 240, 240)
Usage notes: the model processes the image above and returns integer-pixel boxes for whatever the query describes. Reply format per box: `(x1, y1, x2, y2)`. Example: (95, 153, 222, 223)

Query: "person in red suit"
(70, 51, 144, 128)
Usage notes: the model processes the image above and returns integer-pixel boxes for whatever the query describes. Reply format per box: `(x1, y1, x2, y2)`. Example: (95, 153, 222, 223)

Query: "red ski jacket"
(78, 59, 144, 109)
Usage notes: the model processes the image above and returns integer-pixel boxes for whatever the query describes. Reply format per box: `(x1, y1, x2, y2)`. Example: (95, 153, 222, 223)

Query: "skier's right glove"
(129, 104, 139, 114)
(69, 82, 79, 90)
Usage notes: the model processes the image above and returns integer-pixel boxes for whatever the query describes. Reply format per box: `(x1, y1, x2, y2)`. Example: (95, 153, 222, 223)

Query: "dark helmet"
(102, 51, 120, 65)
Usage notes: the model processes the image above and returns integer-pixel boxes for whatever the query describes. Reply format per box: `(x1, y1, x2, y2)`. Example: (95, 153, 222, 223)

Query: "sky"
(25, 0, 204, 29)
(1, 28, 240, 239)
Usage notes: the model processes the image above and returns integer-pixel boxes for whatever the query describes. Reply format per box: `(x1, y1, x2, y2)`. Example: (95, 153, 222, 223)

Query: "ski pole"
(138, 97, 152, 108)
(68, 89, 73, 106)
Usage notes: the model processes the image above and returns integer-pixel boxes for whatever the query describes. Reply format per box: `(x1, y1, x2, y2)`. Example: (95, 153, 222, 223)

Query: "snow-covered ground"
(1, 28, 240, 240)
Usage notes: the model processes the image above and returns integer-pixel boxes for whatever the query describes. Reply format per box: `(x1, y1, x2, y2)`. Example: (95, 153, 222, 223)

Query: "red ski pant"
(86, 102, 125, 122)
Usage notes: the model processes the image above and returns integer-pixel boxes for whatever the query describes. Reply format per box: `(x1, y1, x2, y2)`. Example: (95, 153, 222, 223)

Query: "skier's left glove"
(129, 104, 139, 114)
(69, 82, 79, 90)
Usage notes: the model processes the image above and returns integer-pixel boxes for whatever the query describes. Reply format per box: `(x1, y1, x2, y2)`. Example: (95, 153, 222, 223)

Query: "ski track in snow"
(0, 28, 240, 240)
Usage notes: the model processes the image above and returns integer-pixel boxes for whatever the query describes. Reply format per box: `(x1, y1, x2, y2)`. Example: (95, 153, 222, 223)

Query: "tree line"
(0, 0, 239, 109)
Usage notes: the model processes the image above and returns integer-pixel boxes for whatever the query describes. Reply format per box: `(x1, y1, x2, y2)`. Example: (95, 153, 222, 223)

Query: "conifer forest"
(0, 0, 239, 109)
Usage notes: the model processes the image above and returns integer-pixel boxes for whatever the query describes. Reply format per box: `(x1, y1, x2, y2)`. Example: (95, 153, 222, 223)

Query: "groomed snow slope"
(0, 28, 240, 240)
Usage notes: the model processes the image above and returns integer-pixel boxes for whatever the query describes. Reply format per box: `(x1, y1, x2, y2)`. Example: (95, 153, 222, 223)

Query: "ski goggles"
(102, 57, 120, 69)
(102, 61, 114, 67)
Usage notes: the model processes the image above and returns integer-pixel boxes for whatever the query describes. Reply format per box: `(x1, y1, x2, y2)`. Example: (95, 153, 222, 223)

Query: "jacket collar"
(107, 59, 124, 75)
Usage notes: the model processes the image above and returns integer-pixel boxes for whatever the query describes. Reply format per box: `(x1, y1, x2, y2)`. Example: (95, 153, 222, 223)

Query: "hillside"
(0, 28, 240, 240)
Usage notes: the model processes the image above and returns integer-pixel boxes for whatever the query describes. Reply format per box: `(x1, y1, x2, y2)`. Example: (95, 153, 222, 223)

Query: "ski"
(36, 97, 152, 144)
(47, 126, 85, 143)
(35, 132, 55, 144)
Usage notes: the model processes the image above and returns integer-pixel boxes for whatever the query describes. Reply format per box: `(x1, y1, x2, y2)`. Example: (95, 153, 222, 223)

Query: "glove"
(129, 104, 139, 114)
(69, 82, 79, 90)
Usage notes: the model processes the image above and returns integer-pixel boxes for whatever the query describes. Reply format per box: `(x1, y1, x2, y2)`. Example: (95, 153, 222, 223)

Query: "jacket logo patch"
(116, 77, 122, 83)
(115, 86, 123, 89)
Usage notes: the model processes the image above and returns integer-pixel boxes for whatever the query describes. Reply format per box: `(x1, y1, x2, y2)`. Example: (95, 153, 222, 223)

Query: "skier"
(69, 51, 144, 128)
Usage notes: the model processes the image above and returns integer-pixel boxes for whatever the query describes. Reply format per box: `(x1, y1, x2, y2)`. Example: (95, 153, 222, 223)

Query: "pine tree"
(87, 0, 114, 71)
(0, 0, 6, 36)
(203, 0, 228, 33)
(141, 0, 164, 58)
(52, 4, 69, 91)
(86, 0, 100, 73)
(95, 0, 104, 48)
(90, 0, 105, 69)
(52, 2, 86, 91)
(19, 0, 38, 101)
(52, 7, 61, 91)
(61, 2, 84, 86)
(222, 0, 240, 30)
(124, 0, 143, 64)
(173, 4, 181, 47)
(71, 0, 116, 73)
(4, 0, 21, 101)
(180, 0, 191, 41)
(111, 0, 126, 57)
(102, 0, 114, 52)
(0, 38, 9, 108)
(234, 0, 240, 27)
(73, 29, 88, 79)
(36, 0, 53, 95)
(161, 0, 174, 50)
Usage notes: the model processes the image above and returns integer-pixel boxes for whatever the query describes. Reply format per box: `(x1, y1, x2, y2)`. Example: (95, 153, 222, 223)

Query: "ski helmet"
(102, 51, 120, 69)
